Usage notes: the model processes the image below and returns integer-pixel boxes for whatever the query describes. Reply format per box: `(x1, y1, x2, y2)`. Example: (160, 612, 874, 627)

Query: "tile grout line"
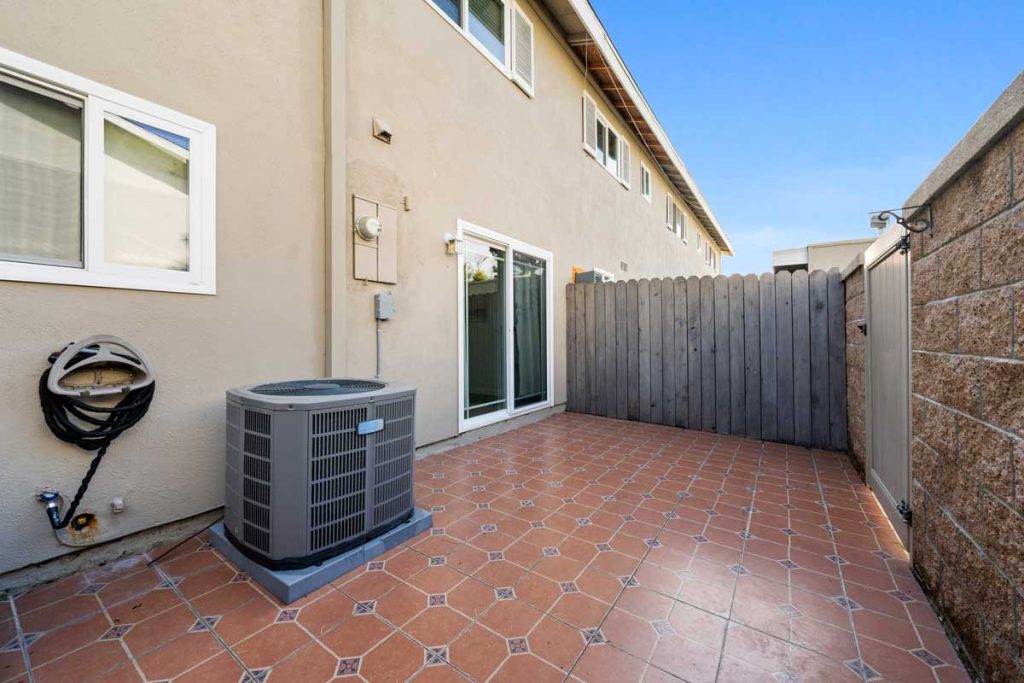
(7, 596, 35, 683)
(712, 441, 765, 682)
(809, 451, 869, 682)
(150, 562, 257, 680)
(562, 435, 722, 682)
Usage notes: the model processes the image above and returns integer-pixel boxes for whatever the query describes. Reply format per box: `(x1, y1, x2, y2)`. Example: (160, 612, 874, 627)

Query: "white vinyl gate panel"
(866, 243, 911, 547)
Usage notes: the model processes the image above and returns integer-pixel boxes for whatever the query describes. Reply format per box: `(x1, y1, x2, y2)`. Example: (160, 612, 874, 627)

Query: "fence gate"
(565, 271, 847, 451)
(864, 232, 912, 546)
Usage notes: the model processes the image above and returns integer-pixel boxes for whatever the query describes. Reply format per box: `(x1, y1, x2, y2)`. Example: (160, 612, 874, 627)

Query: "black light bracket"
(869, 204, 932, 255)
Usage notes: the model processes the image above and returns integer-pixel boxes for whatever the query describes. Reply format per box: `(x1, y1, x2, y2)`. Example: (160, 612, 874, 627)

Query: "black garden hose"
(38, 361, 155, 529)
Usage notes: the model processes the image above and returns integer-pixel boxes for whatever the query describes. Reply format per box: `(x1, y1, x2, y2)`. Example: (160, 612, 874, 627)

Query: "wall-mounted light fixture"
(868, 204, 932, 254)
(444, 233, 464, 256)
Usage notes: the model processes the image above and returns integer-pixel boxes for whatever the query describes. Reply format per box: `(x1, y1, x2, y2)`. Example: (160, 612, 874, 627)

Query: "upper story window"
(582, 92, 630, 188)
(427, 0, 534, 96)
(640, 164, 651, 202)
(664, 197, 686, 240)
(705, 242, 717, 271)
(0, 48, 216, 294)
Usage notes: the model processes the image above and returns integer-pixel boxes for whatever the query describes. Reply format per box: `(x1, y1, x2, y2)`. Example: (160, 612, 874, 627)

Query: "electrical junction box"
(375, 292, 395, 320)
(353, 195, 398, 284)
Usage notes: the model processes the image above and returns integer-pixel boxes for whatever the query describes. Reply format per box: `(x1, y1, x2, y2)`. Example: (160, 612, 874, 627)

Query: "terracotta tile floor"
(2, 413, 971, 682)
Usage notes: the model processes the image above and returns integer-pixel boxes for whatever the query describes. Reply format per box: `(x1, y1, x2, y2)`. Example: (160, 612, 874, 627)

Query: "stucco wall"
(0, 0, 326, 573)
(342, 0, 722, 446)
(807, 239, 873, 272)
(907, 109, 1024, 681)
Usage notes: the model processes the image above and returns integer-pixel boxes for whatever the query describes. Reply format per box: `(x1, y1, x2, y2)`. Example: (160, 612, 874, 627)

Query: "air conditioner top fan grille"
(250, 379, 387, 397)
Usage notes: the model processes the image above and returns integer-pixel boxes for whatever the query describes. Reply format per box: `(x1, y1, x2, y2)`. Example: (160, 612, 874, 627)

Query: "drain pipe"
(373, 292, 394, 380)
(375, 319, 382, 379)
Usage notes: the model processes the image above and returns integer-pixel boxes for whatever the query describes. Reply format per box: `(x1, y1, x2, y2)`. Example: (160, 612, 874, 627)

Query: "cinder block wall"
(908, 110, 1024, 678)
(843, 265, 867, 476)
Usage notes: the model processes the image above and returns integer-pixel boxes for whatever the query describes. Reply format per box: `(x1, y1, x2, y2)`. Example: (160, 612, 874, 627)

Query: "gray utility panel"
(224, 379, 416, 569)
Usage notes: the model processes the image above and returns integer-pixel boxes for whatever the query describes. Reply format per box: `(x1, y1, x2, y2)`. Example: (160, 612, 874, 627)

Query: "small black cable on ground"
(147, 514, 225, 567)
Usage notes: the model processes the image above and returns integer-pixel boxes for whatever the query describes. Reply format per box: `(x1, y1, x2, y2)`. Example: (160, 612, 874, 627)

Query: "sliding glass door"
(459, 223, 552, 431)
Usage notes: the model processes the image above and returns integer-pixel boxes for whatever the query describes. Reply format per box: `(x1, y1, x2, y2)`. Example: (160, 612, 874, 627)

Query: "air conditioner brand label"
(357, 418, 385, 435)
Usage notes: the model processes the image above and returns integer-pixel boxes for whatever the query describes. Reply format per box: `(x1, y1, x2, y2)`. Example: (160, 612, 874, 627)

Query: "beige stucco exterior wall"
(342, 0, 720, 446)
(0, 0, 326, 573)
(807, 238, 874, 272)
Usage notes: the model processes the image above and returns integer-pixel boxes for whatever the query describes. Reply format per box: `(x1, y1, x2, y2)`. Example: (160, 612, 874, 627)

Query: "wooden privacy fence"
(565, 270, 847, 450)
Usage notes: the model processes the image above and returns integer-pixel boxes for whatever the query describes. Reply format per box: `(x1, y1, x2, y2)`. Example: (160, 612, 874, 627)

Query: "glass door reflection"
(463, 239, 506, 420)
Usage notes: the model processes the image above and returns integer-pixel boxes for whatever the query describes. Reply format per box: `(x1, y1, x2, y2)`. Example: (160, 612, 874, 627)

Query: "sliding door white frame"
(456, 219, 554, 433)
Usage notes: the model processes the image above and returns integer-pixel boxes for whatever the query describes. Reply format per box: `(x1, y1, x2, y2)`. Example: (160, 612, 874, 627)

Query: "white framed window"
(0, 48, 216, 294)
(581, 92, 630, 187)
(457, 220, 554, 433)
(640, 164, 651, 202)
(665, 196, 686, 240)
(426, 0, 535, 96)
(591, 266, 615, 282)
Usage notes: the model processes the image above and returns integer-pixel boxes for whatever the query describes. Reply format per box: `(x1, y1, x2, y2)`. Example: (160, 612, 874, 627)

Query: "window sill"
(0, 261, 215, 295)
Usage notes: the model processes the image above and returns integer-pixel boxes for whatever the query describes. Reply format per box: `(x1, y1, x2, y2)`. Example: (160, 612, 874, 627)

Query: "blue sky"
(590, 0, 1024, 274)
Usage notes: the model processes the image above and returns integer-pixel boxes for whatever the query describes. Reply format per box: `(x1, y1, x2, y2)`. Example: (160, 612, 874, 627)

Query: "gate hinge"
(896, 500, 912, 526)
(857, 323, 867, 336)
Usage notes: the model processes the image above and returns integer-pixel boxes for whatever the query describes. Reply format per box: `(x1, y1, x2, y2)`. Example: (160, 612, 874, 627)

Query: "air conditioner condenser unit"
(223, 379, 416, 569)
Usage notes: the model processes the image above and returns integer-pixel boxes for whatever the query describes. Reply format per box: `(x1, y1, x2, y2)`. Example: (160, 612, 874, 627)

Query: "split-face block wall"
(847, 79, 1024, 681)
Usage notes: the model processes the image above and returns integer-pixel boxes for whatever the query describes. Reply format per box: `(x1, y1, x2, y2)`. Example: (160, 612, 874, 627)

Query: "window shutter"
(618, 139, 630, 186)
(679, 210, 687, 241)
(582, 93, 597, 156)
(511, 4, 534, 95)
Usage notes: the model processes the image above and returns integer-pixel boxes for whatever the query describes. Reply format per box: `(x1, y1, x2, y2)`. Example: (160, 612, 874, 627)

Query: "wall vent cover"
(224, 379, 415, 569)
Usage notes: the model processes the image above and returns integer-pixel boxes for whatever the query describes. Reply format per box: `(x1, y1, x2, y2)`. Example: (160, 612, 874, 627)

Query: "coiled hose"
(38, 361, 155, 529)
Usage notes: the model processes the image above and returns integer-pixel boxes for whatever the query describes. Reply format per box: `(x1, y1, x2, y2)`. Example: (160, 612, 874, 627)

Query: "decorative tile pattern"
(652, 620, 676, 636)
(595, 543, 611, 552)
(832, 596, 861, 611)
(583, 628, 607, 645)
(157, 576, 183, 589)
(430, 556, 447, 566)
(190, 615, 222, 631)
(367, 561, 385, 571)
(618, 576, 639, 587)
(693, 535, 710, 544)
(508, 637, 529, 654)
(911, 649, 946, 667)
(78, 583, 105, 594)
(430, 528, 446, 536)
(778, 604, 802, 618)
(495, 587, 516, 601)
(825, 555, 849, 566)
(559, 581, 579, 594)
(728, 564, 750, 576)
(888, 589, 914, 603)
(99, 624, 134, 640)
(531, 521, 545, 528)
(576, 518, 593, 526)
(353, 600, 376, 615)
(231, 572, 250, 583)
(542, 547, 560, 557)
(428, 594, 447, 607)
(488, 551, 504, 561)
(844, 659, 882, 681)
(425, 645, 449, 666)
(778, 559, 799, 569)
(337, 657, 361, 676)
(781, 528, 798, 536)
(477, 503, 491, 510)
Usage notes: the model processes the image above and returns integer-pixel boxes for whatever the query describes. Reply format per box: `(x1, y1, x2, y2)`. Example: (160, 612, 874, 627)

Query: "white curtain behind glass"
(0, 79, 82, 265)
(513, 253, 546, 408)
